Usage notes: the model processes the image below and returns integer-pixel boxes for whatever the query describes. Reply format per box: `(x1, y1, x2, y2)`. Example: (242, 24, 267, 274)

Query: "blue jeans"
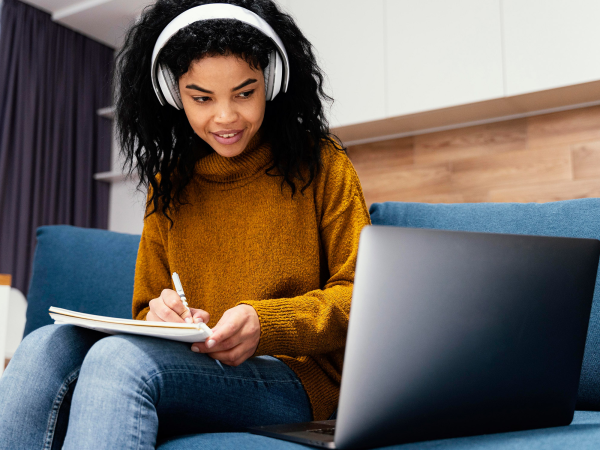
(0, 324, 312, 449)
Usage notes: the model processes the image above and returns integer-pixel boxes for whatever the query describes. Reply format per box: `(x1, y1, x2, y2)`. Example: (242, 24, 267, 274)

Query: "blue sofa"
(22, 199, 600, 449)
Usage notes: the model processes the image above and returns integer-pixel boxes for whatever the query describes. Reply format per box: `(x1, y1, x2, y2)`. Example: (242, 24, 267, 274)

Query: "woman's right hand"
(147, 289, 210, 324)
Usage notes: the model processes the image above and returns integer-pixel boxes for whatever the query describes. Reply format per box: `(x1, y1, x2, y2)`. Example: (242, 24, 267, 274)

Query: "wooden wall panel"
(488, 179, 600, 203)
(527, 107, 600, 149)
(451, 145, 572, 191)
(347, 105, 600, 206)
(572, 141, 600, 180)
(414, 119, 528, 165)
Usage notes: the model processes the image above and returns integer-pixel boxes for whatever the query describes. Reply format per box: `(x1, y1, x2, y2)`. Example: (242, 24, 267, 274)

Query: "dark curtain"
(0, 0, 114, 295)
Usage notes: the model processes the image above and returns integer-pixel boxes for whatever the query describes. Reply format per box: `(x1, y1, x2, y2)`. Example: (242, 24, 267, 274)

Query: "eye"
(192, 96, 211, 103)
(238, 89, 255, 99)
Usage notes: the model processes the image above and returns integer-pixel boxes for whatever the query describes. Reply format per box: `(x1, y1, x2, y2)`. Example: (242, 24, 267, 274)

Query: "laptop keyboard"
(308, 427, 335, 436)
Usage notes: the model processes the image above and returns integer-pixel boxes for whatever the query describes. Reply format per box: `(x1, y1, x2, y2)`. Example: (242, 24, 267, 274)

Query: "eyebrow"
(185, 78, 258, 94)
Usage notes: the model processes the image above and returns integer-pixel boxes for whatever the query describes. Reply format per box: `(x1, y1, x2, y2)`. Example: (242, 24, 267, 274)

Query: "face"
(178, 55, 266, 158)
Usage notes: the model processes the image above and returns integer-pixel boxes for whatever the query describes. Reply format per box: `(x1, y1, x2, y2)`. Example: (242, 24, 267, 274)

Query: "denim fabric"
(369, 198, 600, 410)
(0, 325, 312, 450)
(24, 226, 141, 337)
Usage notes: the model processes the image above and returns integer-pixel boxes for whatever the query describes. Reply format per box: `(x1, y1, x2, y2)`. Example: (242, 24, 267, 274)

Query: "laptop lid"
(335, 226, 599, 449)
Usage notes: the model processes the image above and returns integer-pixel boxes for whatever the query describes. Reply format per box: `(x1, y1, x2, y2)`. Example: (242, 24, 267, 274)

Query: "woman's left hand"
(191, 304, 260, 367)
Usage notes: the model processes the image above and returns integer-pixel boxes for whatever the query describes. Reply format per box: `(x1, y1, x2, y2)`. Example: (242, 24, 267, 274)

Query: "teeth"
(218, 132, 238, 138)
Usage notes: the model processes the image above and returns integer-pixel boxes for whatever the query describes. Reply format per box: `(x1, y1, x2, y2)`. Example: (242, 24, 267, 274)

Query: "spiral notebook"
(48, 307, 212, 343)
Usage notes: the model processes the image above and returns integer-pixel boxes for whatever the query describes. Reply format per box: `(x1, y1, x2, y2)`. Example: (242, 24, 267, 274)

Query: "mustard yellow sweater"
(132, 133, 371, 421)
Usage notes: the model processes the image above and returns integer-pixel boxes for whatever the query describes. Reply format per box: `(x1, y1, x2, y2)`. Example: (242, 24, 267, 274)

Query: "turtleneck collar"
(194, 130, 273, 189)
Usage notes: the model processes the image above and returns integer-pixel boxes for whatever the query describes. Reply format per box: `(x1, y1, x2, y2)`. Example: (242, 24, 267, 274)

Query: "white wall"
(107, 180, 145, 235)
(502, 0, 600, 96)
(281, 0, 504, 124)
(385, 0, 504, 116)
(106, 143, 145, 236)
(281, 0, 387, 127)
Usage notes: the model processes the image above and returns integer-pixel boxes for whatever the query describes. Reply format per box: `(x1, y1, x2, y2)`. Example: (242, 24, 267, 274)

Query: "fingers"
(190, 305, 260, 366)
(147, 289, 210, 325)
(206, 343, 256, 367)
(146, 309, 162, 322)
(193, 333, 240, 354)
(190, 328, 240, 354)
(190, 308, 210, 324)
(209, 317, 244, 346)
(148, 290, 187, 323)
(149, 297, 183, 323)
(160, 289, 192, 322)
(198, 312, 246, 351)
(189, 310, 244, 352)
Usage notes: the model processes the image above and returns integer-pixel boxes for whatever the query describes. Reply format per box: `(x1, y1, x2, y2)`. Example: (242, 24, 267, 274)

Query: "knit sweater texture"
(132, 132, 371, 421)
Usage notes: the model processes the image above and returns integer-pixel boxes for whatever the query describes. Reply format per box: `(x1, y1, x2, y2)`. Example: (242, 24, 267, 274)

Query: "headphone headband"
(151, 3, 290, 107)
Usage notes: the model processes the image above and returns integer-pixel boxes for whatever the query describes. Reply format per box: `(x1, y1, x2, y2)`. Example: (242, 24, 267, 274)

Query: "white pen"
(172, 272, 193, 324)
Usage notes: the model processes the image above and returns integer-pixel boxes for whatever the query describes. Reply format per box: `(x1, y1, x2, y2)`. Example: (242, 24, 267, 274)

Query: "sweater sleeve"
(239, 147, 371, 357)
(131, 201, 172, 321)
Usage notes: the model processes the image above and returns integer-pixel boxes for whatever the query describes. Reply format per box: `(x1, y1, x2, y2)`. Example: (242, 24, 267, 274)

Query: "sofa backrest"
(370, 198, 600, 411)
(24, 225, 141, 337)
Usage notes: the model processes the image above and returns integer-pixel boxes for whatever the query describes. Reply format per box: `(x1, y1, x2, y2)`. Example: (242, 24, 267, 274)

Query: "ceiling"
(22, 0, 155, 48)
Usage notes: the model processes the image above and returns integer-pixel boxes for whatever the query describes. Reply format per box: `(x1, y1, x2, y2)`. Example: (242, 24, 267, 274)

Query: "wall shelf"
(95, 106, 121, 182)
(97, 106, 115, 119)
(94, 171, 131, 183)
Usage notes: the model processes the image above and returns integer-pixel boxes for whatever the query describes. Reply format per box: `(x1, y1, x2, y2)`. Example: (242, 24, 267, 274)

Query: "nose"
(214, 100, 238, 124)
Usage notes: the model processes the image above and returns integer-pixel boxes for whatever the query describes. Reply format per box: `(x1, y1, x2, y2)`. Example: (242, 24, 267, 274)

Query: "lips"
(213, 130, 244, 136)
(211, 129, 245, 145)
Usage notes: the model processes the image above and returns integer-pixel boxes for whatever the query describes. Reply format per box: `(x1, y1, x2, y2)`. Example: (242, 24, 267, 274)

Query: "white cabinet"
(502, 0, 600, 97)
(283, 0, 387, 127)
(385, 0, 504, 117)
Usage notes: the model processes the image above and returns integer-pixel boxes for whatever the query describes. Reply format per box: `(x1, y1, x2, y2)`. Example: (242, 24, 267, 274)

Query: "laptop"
(249, 226, 600, 449)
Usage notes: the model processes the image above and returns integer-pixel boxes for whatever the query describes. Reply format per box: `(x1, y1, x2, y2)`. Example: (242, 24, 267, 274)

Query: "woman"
(0, 0, 370, 448)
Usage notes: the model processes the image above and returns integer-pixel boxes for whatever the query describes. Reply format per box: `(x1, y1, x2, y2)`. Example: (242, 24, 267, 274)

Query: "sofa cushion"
(157, 410, 600, 449)
(24, 225, 141, 337)
(369, 198, 600, 411)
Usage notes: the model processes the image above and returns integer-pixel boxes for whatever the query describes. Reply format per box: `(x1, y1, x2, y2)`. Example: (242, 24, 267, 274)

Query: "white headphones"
(150, 3, 290, 109)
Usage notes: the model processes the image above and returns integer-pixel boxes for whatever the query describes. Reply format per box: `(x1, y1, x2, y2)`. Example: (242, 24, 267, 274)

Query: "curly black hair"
(115, 0, 342, 223)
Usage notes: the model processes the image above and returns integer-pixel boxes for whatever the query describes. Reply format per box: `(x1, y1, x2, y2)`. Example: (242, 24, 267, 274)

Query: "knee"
(79, 335, 154, 384)
(16, 324, 82, 359)
(2, 325, 94, 400)
(21, 323, 68, 345)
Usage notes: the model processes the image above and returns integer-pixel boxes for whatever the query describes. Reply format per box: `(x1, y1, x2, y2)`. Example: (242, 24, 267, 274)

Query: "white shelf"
(94, 171, 131, 183)
(97, 106, 115, 119)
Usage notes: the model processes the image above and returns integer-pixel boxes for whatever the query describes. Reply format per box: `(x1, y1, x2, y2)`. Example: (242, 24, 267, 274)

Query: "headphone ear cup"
(271, 51, 283, 99)
(156, 67, 169, 106)
(158, 64, 183, 109)
(264, 51, 276, 101)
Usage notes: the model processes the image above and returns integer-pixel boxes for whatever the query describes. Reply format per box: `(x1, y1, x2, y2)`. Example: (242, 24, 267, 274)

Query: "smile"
(212, 129, 245, 145)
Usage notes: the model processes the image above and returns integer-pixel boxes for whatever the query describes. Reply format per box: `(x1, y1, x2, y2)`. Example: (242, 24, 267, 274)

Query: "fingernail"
(206, 339, 216, 349)
(191, 346, 199, 353)
(194, 318, 203, 323)
(185, 318, 192, 323)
